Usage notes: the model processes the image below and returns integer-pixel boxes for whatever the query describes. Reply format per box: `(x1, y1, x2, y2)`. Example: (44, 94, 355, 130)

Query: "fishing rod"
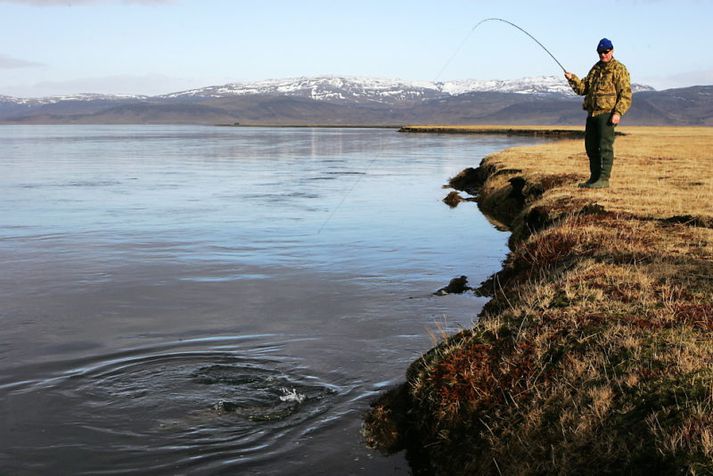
(320, 18, 566, 234)
(435, 17, 567, 81)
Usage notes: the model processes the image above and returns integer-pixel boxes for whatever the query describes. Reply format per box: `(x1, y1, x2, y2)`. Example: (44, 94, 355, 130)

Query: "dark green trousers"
(584, 113, 616, 182)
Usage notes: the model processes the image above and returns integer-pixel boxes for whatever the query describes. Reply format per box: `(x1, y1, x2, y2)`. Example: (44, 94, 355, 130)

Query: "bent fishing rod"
(436, 17, 567, 81)
(320, 18, 567, 234)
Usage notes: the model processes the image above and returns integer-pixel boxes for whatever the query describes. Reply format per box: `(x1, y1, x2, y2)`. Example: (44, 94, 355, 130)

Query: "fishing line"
(316, 155, 379, 235)
(319, 19, 564, 234)
(435, 17, 566, 81)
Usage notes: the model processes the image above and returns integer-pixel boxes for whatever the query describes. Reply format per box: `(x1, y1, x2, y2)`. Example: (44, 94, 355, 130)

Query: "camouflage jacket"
(567, 58, 632, 117)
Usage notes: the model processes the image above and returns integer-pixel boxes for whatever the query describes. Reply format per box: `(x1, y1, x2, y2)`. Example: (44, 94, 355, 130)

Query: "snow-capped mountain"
(2, 76, 655, 107)
(161, 75, 571, 103)
(161, 75, 654, 103)
(3, 75, 707, 126)
(161, 76, 441, 104)
(0, 93, 147, 107)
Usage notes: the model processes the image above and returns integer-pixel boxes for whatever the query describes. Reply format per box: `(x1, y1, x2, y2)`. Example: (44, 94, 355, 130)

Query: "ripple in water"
(1, 340, 342, 473)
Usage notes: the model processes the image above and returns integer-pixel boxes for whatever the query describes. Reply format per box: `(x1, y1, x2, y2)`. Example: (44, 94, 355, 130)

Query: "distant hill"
(1, 76, 711, 126)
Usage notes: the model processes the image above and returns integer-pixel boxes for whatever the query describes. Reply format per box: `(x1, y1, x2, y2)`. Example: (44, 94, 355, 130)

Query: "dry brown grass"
(479, 126, 713, 221)
(364, 126, 713, 475)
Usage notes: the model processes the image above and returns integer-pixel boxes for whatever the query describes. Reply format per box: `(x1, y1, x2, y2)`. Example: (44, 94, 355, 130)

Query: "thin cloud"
(0, 0, 174, 5)
(2, 73, 208, 98)
(667, 69, 713, 86)
(0, 54, 43, 69)
(643, 68, 713, 90)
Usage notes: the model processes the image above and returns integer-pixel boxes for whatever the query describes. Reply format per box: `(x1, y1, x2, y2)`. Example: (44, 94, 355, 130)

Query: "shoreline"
(364, 125, 713, 474)
(398, 124, 586, 138)
(217, 123, 401, 129)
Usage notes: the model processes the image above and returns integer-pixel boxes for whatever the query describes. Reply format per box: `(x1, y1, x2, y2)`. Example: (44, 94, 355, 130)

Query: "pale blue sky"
(1, 0, 712, 97)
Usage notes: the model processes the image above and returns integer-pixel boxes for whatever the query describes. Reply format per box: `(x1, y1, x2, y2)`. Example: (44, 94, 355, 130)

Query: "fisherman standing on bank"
(565, 38, 632, 189)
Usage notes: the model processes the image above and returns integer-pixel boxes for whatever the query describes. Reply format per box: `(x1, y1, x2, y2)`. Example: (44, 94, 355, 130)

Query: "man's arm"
(565, 71, 588, 96)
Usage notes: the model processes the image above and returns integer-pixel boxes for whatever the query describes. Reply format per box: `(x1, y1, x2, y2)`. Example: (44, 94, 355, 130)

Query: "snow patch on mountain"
(1, 93, 148, 106)
(160, 76, 442, 104)
(1, 76, 655, 105)
(162, 75, 575, 101)
(161, 75, 655, 103)
(441, 76, 573, 96)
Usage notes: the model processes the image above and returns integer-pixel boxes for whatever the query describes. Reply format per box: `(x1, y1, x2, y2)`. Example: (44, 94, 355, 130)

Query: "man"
(565, 38, 632, 188)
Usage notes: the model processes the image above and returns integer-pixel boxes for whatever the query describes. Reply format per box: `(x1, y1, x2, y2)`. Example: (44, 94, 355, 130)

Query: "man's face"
(598, 49, 614, 63)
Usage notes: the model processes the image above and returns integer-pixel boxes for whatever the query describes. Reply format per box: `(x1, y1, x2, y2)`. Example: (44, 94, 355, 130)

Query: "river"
(0, 125, 542, 474)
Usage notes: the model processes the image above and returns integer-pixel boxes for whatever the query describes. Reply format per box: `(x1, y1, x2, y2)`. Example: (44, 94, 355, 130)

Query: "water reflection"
(0, 125, 544, 474)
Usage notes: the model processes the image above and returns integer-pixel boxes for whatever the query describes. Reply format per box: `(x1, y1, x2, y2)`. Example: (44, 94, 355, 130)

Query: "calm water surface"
(0, 125, 542, 474)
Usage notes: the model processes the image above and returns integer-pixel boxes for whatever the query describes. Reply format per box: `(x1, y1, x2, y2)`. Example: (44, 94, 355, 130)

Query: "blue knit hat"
(597, 38, 614, 53)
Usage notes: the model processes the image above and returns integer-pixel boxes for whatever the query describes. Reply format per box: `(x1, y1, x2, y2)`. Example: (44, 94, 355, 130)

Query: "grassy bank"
(364, 126, 713, 474)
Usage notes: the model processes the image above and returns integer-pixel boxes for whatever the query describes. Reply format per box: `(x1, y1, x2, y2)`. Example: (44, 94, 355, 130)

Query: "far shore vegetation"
(364, 125, 713, 474)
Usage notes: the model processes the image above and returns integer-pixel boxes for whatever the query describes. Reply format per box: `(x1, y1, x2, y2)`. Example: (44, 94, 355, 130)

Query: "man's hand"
(564, 72, 574, 80)
(611, 113, 621, 125)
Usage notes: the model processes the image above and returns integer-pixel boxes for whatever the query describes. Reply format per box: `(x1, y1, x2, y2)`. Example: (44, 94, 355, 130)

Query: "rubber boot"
(578, 160, 598, 187)
(589, 141, 613, 188)
(588, 159, 611, 188)
(578, 177, 596, 188)
(585, 115, 615, 189)
(588, 178, 609, 189)
(581, 116, 602, 187)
